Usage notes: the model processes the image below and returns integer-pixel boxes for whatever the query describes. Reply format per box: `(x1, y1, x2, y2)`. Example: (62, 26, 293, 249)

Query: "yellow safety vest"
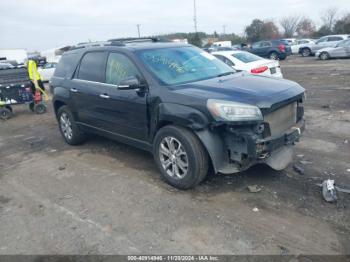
(28, 60, 41, 81)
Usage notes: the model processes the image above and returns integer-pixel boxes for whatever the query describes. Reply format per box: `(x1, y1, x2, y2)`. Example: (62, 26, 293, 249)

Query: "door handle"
(70, 88, 78, 93)
(99, 94, 110, 99)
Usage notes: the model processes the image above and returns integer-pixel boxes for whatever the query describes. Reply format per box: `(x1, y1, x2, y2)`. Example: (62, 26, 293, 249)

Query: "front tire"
(154, 125, 209, 189)
(57, 106, 86, 145)
(319, 52, 330, 60)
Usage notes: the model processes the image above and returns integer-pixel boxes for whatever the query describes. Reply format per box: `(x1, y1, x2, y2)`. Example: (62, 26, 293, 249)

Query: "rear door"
(71, 51, 109, 128)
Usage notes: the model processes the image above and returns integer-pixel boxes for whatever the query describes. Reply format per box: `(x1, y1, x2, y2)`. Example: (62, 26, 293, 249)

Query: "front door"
(97, 52, 148, 141)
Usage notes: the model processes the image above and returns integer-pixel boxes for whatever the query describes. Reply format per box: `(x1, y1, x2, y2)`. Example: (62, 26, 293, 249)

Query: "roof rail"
(107, 37, 163, 43)
(68, 37, 171, 51)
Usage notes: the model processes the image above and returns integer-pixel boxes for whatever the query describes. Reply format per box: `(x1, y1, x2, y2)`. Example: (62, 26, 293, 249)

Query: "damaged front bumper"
(196, 118, 305, 174)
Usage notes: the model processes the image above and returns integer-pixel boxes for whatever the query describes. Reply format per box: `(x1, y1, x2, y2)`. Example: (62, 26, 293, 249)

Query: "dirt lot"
(0, 56, 349, 255)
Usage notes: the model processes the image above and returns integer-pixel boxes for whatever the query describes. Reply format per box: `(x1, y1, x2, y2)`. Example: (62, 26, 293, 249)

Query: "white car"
(212, 50, 283, 78)
(38, 62, 57, 82)
(291, 39, 315, 54)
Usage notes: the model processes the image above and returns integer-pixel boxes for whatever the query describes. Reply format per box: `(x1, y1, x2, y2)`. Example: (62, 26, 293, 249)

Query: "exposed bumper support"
(196, 119, 305, 174)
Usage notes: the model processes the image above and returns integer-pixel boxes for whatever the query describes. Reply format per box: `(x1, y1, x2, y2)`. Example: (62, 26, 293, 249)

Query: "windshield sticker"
(144, 54, 186, 73)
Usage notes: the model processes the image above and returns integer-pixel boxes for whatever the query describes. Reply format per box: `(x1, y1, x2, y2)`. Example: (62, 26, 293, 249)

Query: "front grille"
(264, 102, 297, 137)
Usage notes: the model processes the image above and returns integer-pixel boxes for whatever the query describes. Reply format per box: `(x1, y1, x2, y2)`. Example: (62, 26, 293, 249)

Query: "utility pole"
(193, 0, 198, 32)
(222, 25, 227, 35)
(136, 24, 141, 38)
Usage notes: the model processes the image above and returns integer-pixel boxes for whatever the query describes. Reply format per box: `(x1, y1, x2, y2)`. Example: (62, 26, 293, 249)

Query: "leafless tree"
(320, 7, 338, 31)
(296, 17, 316, 37)
(280, 15, 301, 38)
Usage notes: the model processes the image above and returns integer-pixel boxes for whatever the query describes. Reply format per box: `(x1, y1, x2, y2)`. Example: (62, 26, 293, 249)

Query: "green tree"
(245, 19, 280, 42)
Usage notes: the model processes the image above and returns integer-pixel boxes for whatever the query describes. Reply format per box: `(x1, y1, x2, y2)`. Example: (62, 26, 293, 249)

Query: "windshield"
(136, 46, 234, 85)
(232, 52, 263, 63)
(336, 39, 350, 47)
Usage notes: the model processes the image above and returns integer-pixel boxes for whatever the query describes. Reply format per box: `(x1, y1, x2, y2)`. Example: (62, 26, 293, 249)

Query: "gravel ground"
(0, 56, 349, 255)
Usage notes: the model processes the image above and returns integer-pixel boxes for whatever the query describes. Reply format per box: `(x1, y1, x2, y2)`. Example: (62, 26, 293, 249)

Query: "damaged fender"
(156, 103, 210, 130)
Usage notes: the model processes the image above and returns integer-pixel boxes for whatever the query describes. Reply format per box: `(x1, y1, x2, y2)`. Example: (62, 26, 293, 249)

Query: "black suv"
(51, 38, 305, 189)
(249, 40, 292, 60)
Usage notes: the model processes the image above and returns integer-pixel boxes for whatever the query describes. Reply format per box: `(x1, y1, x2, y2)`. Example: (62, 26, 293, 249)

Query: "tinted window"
(262, 41, 272, 47)
(77, 52, 107, 82)
(105, 53, 141, 85)
(328, 36, 343, 41)
(54, 53, 80, 78)
(232, 52, 263, 63)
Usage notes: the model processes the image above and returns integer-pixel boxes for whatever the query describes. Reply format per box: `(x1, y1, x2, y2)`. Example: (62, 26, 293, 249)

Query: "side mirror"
(118, 76, 142, 90)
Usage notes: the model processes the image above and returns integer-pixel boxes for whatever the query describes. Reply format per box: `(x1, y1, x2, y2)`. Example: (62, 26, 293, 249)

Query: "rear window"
(232, 52, 263, 63)
(54, 53, 80, 78)
(77, 52, 107, 82)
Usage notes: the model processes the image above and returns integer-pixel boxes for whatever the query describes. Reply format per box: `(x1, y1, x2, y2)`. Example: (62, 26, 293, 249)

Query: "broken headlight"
(207, 99, 263, 121)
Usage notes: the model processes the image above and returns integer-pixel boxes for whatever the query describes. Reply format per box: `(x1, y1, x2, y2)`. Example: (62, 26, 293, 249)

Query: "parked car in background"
(280, 38, 296, 46)
(299, 35, 350, 57)
(212, 50, 283, 78)
(38, 62, 57, 82)
(315, 39, 350, 60)
(291, 39, 315, 54)
(0, 49, 27, 65)
(51, 39, 305, 189)
(249, 40, 292, 60)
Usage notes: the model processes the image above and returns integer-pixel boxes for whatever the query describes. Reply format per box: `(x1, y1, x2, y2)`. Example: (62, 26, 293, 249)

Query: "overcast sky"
(0, 0, 348, 51)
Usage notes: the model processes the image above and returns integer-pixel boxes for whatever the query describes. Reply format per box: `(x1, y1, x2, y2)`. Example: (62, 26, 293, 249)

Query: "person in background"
(27, 59, 45, 94)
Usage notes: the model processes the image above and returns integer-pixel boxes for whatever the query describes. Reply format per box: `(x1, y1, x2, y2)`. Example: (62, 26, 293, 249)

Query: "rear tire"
(319, 52, 330, 60)
(301, 48, 311, 57)
(0, 107, 12, 120)
(153, 125, 209, 189)
(57, 106, 86, 145)
(269, 52, 279, 60)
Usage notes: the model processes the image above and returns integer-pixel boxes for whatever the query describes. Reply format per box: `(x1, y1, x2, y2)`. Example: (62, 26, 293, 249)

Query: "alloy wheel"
(60, 112, 73, 140)
(159, 136, 189, 179)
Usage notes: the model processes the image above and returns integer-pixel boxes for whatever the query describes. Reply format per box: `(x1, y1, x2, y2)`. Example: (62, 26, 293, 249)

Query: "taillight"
(278, 44, 286, 52)
(251, 66, 268, 74)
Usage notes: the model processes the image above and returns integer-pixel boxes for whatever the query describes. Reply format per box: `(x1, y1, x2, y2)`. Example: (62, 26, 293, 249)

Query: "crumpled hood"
(172, 72, 305, 109)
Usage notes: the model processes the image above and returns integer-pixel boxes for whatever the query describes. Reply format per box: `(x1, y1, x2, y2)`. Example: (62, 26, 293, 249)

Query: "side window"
(223, 57, 235, 67)
(54, 53, 80, 78)
(316, 37, 327, 44)
(105, 53, 141, 86)
(213, 54, 225, 62)
(77, 52, 107, 82)
(262, 41, 271, 47)
(328, 36, 342, 41)
(213, 55, 235, 67)
(252, 42, 261, 49)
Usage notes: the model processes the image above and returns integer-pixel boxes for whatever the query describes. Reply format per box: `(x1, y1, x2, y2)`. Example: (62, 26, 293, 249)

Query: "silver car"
(299, 35, 350, 57)
(316, 39, 350, 60)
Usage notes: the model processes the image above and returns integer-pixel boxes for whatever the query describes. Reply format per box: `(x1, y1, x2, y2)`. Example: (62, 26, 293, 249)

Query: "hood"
(172, 72, 304, 109)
